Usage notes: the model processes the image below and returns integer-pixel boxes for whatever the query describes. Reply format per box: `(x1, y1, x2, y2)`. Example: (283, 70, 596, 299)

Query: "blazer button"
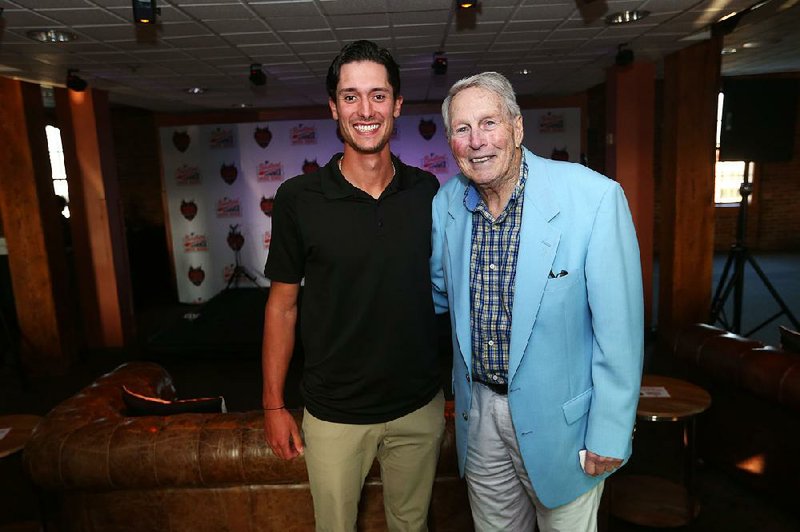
(462, 412, 468, 421)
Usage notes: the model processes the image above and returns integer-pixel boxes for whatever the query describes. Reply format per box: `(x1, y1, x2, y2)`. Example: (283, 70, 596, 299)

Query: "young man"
(261, 40, 445, 532)
(432, 72, 644, 531)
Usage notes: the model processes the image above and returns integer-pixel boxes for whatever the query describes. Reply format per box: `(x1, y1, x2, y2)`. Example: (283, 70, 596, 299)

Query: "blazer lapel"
(445, 182, 474, 371)
(508, 152, 561, 384)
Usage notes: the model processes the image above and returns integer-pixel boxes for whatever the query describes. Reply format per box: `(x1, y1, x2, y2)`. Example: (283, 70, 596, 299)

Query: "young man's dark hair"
(325, 39, 401, 99)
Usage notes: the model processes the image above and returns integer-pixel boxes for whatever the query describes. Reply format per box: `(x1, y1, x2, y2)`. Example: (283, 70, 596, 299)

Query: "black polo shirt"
(265, 153, 441, 424)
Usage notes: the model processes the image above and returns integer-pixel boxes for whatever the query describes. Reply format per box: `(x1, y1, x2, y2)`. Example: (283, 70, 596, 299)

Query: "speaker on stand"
(709, 78, 799, 334)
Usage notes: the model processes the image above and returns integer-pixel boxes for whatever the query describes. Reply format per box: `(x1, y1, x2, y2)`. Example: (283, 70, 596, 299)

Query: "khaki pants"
(466, 383, 603, 532)
(302, 391, 445, 532)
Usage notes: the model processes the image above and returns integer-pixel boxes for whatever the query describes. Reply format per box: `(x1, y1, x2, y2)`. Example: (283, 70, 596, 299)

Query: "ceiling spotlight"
(26, 29, 78, 43)
(432, 52, 448, 75)
(185, 87, 206, 95)
(605, 10, 649, 25)
(457, 1, 478, 8)
(249, 63, 267, 86)
(132, 0, 158, 25)
(66, 69, 87, 92)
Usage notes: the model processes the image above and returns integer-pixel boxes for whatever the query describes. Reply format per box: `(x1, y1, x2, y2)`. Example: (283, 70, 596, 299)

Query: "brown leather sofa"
(24, 362, 472, 531)
(668, 323, 800, 513)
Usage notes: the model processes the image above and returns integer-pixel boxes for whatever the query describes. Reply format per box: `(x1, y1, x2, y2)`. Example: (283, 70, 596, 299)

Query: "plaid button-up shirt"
(466, 159, 528, 385)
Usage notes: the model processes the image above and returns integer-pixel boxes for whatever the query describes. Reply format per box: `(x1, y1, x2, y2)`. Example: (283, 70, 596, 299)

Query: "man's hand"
(264, 408, 304, 460)
(583, 451, 622, 477)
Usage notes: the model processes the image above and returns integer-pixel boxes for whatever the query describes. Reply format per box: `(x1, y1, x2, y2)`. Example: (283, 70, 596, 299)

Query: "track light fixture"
(615, 44, 634, 66)
(66, 69, 87, 92)
(431, 52, 448, 75)
(249, 63, 267, 86)
(132, 0, 158, 25)
(456, 1, 478, 9)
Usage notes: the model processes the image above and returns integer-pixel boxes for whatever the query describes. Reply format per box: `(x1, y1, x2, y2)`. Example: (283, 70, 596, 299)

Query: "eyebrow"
(338, 87, 390, 95)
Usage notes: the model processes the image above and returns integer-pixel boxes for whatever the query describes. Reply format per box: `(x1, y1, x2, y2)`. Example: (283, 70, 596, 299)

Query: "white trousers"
(465, 382, 603, 532)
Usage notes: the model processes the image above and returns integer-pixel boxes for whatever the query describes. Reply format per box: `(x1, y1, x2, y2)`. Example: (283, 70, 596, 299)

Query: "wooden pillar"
(605, 61, 656, 329)
(659, 37, 722, 336)
(0, 78, 79, 372)
(55, 87, 135, 348)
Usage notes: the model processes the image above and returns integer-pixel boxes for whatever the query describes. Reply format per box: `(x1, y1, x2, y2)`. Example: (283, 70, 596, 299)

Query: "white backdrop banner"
(159, 108, 580, 303)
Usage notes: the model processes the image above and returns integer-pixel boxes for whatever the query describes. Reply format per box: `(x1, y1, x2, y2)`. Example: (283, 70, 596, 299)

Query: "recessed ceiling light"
(185, 87, 206, 95)
(721, 47, 738, 55)
(516, 68, 531, 76)
(605, 10, 650, 25)
(233, 103, 252, 108)
(26, 29, 78, 43)
(742, 41, 764, 49)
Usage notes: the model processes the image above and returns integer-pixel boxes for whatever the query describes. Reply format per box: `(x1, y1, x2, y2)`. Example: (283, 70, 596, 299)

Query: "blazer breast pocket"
(544, 267, 582, 292)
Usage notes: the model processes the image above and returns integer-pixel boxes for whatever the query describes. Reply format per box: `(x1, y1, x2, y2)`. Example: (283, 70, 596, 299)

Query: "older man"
(431, 72, 644, 531)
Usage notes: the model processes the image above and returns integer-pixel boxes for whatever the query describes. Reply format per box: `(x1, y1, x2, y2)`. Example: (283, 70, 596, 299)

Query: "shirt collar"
(321, 153, 402, 200)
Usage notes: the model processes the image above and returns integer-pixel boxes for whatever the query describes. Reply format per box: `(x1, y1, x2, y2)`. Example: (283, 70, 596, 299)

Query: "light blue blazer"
(431, 148, 644, 508)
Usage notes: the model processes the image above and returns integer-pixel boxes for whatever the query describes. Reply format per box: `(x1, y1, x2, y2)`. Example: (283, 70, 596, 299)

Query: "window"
(45, 125, 70, 218)
(715, 92, 753, 205)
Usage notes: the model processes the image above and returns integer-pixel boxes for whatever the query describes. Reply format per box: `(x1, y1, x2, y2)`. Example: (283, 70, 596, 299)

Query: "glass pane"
(45, 125, 69, 188)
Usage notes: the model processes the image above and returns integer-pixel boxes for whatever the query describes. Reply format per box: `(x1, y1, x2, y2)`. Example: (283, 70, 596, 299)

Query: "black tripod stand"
(224, 249, 262, 290)
(709, 163, 799, 335)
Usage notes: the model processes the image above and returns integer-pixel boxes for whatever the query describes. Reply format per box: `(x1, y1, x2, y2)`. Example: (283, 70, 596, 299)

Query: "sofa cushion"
(122, 386, 226, 416)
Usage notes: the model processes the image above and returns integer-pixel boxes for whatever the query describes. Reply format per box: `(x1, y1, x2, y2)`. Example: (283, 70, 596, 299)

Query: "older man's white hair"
(441, 71, 522, 138)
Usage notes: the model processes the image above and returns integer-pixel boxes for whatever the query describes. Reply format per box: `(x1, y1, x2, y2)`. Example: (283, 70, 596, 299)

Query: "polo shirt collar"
(321, 153, 403, 200)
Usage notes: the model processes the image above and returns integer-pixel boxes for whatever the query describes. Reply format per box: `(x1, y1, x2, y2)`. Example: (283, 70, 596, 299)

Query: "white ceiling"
(0, 0, 798, 112)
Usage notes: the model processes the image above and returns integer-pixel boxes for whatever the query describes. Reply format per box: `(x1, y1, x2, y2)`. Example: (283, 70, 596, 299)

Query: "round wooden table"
(610, 375, 711, 528)
(0, 415, 42, 459)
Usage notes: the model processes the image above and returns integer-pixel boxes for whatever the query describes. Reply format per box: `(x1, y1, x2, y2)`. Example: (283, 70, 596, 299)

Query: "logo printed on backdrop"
(172, 131, 191, 152)
(187, 265, 205, 286)
(220, 163, 238, 184)
(539, 112, 565, 134)
(180, 200, 198, 221)
(175, 164, 201, 186)
(260, 196, 275, 216)
(291, 123, 317, 145)
(209, 127, 235, 149)
(302, 159, 320, 174)
(263, 231, 272, 249)
(254, 126, 273, 148)
(227, 224, 245, 251)
(216, 197, 241, 218)
(422, 153, 448, 174)
(257, 160, 283, 182)
(418, 119, 436, 140)
(183, 233, 208, 252)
